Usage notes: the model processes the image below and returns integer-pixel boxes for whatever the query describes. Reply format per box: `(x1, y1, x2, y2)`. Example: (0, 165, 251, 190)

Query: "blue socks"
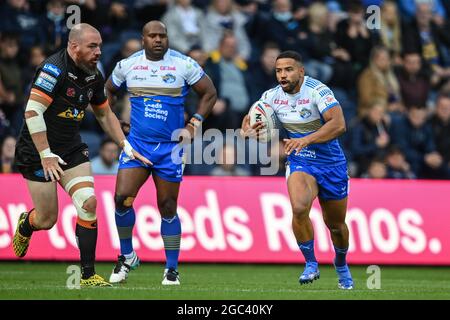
(161, 214, 181, 270)
(334, 246, 348, 267)
(298, 239, 317, 263)
(115, 209, 182, 269)
(298, 240, 349, 267)
(115, 207, 136, 256)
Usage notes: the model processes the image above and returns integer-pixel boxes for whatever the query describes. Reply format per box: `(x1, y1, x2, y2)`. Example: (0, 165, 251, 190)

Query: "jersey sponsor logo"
(57, 107, 85, 121)
(160, 66, 176, 71)
(131, 75, 147, 81)
(43, 63, 61, 77)
(85, 74, 96, 82)
(133, 65, 148, 70)
(274, 99, 288, 105)
(297, 146, 316, 159)
(38, 71, 57, 84)
(297, 99, 310, 105)
(143, 98, 168, 121)
(35, 77, 56, 92)
(162, 73, 176, 84)
(325, 96, 336, 107)
(299, 108, 312, 119)
(68, 72, 77, 80)
(151, 69, 158, 77)
(66, 87, 76, 97)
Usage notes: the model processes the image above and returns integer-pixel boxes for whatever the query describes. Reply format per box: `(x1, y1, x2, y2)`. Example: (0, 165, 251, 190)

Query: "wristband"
(192, 113, 204, 122)
(39, 148, 52, 159)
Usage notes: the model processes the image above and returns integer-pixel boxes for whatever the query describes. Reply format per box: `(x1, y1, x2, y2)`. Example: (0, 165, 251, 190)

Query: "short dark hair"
(386, 145, 404, 157)
(276, 51, 303, 64)
(436, 91, 450, 103)
(100, 138, 115, 149)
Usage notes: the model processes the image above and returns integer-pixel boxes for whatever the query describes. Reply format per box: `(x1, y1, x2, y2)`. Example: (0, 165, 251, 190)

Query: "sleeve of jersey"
(91, 73, 108, 109)
(184, 57, 205, 86)
(30, 63, 63, 104)
(111, 60, 126, 88)
(316, 86, 340, 114)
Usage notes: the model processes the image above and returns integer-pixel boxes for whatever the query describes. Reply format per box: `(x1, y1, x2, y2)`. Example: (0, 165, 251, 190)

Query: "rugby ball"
(248, 101, 277, 142)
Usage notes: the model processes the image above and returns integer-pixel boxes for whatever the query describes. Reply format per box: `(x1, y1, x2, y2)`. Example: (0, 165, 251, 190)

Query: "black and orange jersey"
(16, 49, 107, 164)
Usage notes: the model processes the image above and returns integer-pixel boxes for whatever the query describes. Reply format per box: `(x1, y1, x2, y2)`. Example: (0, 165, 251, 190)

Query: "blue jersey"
(111, 49, 205, 143)
(260, 76, 347, 166)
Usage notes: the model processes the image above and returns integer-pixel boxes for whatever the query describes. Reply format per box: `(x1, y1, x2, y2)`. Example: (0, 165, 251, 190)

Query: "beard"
(281, 82, 297, 94)
(78, 60, 97, 75)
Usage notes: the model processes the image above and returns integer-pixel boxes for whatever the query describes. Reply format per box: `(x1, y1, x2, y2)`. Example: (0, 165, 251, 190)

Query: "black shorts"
(15, 143, 90, 182)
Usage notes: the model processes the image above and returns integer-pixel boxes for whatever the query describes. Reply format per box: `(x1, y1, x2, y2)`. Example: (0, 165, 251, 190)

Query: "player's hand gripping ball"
(248, 101, 278, 142)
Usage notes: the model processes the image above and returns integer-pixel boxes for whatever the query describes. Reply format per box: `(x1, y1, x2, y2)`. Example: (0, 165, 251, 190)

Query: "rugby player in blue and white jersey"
(241, 51, 353, 289)
(105, 21, 217, 285)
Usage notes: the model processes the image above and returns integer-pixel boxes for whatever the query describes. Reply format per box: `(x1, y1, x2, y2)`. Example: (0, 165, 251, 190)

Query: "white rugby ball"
(248, 101, 277, 142)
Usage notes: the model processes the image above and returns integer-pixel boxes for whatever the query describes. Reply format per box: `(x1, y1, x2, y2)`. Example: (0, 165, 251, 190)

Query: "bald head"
(141, 20, 169, 61)
(142, 20, 167, 35)
(69, 23, 100, 44)
(67, 23, 102, 75)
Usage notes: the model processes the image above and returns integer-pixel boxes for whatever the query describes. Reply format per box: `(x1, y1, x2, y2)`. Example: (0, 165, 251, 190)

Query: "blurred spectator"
(302, 1, 333, 83)
(42, 0, 69, 52)
(184, 45, 237, 133)
(430, 93, 450, 178)
(203, 0, 251, 61)
(211, 143, 251, 176)
(379, 1, 402, 65)
(335, 0, 379, 78)
(395, 51, 431, 109)
(263, 0, 311, 59)
(398, 0, 447, 22)
(105, 38, 142, 78)
(267, 139, 286, 177)
(361, 157, 387, 179)
(402, 1, 450, 87)
(391, 106, 443, 178)
(357, 46, 402, 116)
(0, 109, 11, 140)
(65, 0, 133, 40)
(184, 45, 208, 116)
(203, 98, 235, 133)
(0, 135, 18, 173)
(0, 32, 24, 136)
(91, 138, 120, 175)
(247, 42, 279, 103)
(350, 102, 391, 175)
(0, 0, 44, 49)
(162, 0, 206, 54)
(134, 0, 169, 26)
(385, 146, 416, 179)
(22, 46, 47, 92)
(204, 32, 250, 129)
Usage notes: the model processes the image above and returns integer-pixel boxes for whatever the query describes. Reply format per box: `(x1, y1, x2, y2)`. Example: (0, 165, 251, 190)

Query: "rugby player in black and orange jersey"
(12, 23, 151, 287)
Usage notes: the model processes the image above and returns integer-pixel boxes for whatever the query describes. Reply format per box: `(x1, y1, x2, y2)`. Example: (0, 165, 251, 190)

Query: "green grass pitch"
(0, 262, 449, 300)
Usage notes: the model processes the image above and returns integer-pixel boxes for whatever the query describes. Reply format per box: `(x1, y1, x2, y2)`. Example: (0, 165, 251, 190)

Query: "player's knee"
(39, 214, 58, 230)
(72, 187, 96, 221)
(82, 196, 97, 214)
(292, 202, 310, 219)
(114, 194, 135, 214)
(157, 198, 177, 217)
(326, 222, 346, 236)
